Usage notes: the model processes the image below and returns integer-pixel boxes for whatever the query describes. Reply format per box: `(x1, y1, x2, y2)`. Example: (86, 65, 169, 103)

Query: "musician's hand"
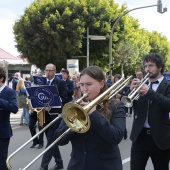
(79, 101, 89, 107)
(138, 84, 149, 96)
(79, 102, 96, 115)
(130, 78, 140, 91)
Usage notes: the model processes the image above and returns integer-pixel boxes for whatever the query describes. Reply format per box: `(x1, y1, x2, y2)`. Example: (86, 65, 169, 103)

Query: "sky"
(0, 0, 169, 57)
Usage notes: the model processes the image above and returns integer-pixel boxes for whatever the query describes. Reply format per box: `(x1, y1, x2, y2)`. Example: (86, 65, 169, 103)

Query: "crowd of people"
(0, 53, 170, 170)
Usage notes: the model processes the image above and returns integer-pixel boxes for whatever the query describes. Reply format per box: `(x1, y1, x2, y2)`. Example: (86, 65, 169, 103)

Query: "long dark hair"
(80, 66, 119, 120)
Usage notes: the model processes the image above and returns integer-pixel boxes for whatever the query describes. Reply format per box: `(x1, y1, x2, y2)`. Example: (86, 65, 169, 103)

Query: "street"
(8, 110, 165, 170)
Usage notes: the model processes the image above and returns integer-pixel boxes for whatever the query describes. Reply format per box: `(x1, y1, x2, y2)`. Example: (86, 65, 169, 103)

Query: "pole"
(87, 27, 89, 67)
(109, 3, 162, 78)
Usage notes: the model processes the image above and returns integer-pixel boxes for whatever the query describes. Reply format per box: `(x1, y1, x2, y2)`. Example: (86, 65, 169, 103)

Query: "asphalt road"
(8, 110, 168, 170)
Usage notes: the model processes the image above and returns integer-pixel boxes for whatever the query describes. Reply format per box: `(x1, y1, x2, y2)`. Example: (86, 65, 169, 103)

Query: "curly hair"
(143, 53, 165, 74)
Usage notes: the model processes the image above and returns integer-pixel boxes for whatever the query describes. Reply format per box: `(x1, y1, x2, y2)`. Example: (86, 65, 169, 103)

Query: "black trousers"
(0, 138, 10, 170)
(29, 112, 44, 144)
(131, 128, 169, 170)
(41, 117, 63, 168)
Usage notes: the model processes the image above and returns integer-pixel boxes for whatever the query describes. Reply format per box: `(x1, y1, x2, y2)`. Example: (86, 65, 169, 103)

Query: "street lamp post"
(87, 27, 106, 67)
(109, 0, 167, 78)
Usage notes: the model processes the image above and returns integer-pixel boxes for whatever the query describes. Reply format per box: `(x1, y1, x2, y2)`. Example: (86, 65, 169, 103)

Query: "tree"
(112, 15, 151, 75)
(14, 0, 87, 70)
(13, 0, 122, 70)
(147, 31, 170, 70)
(13, 0, 170, 73)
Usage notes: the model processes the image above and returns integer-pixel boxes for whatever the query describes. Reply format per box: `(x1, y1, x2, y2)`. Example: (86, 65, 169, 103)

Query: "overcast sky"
(0, 0, 169, 56)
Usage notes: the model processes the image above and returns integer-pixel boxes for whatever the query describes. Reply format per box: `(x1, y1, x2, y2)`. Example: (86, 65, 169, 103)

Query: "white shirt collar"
(47, 77, 55, 84)
(0, 84, 6, 93)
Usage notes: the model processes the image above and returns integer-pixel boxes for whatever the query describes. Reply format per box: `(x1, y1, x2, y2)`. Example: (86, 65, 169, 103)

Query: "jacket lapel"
(156, 78, 167, 93)
(0, 86, 7, 97)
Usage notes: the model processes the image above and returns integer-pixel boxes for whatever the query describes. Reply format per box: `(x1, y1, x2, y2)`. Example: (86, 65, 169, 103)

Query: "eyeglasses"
(45, 70, 55, 72)
(143, 64, 156, 69)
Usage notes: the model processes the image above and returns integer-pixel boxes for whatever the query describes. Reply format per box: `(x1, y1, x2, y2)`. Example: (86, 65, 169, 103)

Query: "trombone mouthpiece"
(82, 93, 88, 98)
(75, 93, 88, 104)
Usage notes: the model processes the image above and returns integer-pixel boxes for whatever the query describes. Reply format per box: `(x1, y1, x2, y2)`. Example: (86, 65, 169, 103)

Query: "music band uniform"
(39, 63, 68, 170)
(54, 66, 126, 170)
(130, 53, 170, 170)
(0, 67, 18, 170)
(29, 111, 44, 149)
(28, 74, 45, 149)
(61, 69, 74, 102)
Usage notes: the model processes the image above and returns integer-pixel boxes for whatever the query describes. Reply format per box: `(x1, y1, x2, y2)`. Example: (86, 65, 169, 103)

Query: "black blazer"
(55, 101, 126, 170)
(45, 77, 69, 125)
(130, 77, 170, 150)
(65, 79, 74, 102)
(0, 86, 18, 138)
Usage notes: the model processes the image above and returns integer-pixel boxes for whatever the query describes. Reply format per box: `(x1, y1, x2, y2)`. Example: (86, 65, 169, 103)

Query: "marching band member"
(28, 73, 45, 149)
(0, 67, 18, 170)
(61, 69, 74, 102)
(38, 63, 68, 170)
(130, 53, 170, 170)
(54, 65, 126, 170)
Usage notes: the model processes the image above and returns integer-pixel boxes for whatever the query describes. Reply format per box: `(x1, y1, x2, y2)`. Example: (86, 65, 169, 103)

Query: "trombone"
(121, 73, 150, 107)
(6, 75, 131, 170)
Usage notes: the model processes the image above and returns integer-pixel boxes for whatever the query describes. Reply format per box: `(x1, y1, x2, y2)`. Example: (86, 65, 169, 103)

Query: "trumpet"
(121, 72, 150, 107)
(6, 75, 132, 170)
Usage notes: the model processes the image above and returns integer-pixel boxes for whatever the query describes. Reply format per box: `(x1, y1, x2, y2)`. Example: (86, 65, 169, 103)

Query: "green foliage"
(13, 0, 170, 74)
(147, 31, 170, 70)
(14, 0, 87, 69)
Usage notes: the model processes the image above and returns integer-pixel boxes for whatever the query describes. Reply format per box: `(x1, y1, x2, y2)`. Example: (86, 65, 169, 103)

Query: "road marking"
(12, 126, 22, 130)
(122, 157, 130, 164)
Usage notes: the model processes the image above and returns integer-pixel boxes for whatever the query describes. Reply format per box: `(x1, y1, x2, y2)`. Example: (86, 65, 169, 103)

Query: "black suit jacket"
(65, 79, 74, 102)
(130, 77, 170, 150)
(45, 77, 69, 125)
(0, 86, 18, 138)
(55, 101, 126, 170)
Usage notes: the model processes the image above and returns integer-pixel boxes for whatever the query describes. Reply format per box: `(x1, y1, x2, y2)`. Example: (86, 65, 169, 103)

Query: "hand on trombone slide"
(78, 101, 97, 115)
(130, 78, 149, 96)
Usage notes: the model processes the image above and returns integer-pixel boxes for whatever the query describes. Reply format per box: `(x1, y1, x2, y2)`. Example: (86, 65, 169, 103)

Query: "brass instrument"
(121, 73, 150, 107)
(34, 109, 45, 127)
(6, 75, 131, 170)
(28, 101, 46, 127)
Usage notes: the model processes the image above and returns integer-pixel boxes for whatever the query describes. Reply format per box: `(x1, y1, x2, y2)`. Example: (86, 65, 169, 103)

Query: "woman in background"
(16, 78, 29, 125)
(55, 65, 126, 170)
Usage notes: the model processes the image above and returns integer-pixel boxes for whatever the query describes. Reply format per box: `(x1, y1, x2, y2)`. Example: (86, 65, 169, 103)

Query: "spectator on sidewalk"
(16, 79, 29, 126)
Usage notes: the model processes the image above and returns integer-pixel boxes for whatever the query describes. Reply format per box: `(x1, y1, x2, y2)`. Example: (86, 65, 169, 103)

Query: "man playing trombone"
(129, 53, 170, 170)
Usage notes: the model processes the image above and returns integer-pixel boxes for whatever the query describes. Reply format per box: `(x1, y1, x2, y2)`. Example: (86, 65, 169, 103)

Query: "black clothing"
(130, 77, 170, 169)
(29, 112, 44, 145)
(40, 77, 68, 168)
(12, 77, 19, 90)
(64, 79, 74, 102)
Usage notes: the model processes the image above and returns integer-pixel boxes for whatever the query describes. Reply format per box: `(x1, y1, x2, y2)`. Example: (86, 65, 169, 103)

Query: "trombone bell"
(62, 103, 90, 133)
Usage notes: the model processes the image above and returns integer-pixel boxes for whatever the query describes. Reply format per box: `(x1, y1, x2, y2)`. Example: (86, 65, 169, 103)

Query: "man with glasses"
(130, 53, 170, 170)
(38, 63, 68, 170)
